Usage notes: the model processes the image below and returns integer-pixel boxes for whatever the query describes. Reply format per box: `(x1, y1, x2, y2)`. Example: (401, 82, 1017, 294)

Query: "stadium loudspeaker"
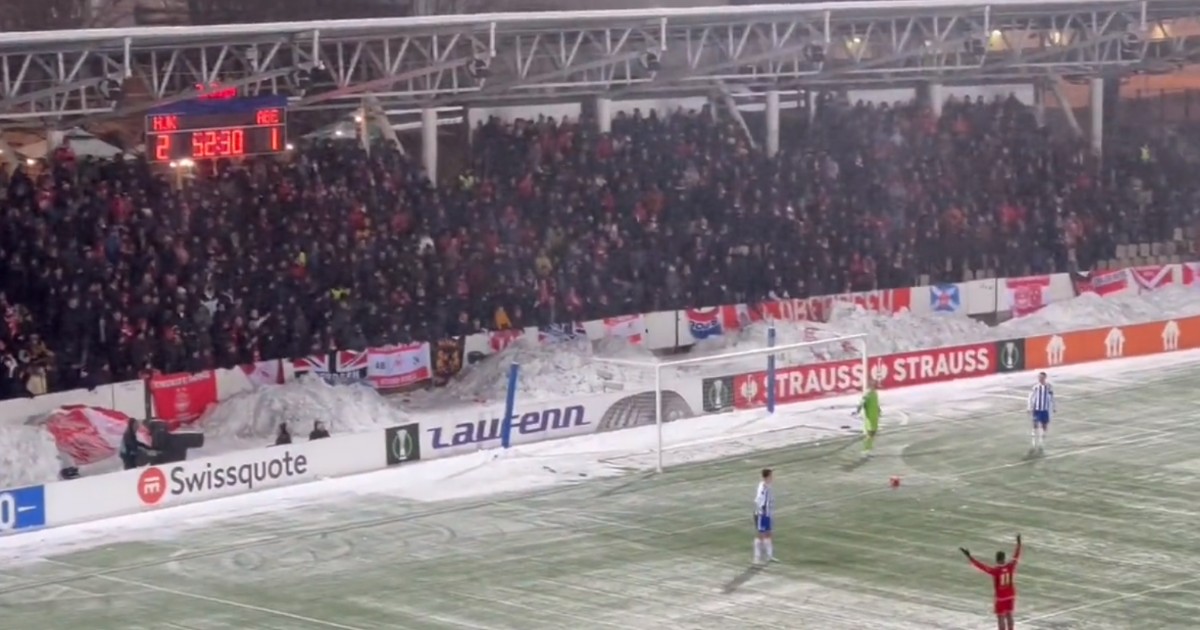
(767, 325, 777, 414)
(500, 361, 520, 449)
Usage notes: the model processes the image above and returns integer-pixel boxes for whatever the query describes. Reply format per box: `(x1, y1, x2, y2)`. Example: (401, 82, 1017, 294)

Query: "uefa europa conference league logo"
(385, 424, 421, 466)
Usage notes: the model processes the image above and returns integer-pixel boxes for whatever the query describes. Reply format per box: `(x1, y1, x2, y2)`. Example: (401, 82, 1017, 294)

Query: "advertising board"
(728, 343, 996, 409)
(43, 429, 385, 527)
(0, 485, 46, 535)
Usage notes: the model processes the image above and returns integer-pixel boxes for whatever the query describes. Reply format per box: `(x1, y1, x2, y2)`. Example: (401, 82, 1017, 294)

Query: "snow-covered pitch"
(3, 348, 1200, 629)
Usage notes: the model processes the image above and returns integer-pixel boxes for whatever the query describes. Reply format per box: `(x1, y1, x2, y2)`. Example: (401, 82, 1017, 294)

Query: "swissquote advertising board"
(38, 429, 385, 528)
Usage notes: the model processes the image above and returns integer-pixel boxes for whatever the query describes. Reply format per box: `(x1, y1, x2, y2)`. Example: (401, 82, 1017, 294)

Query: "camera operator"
(119, 418, 151, 470)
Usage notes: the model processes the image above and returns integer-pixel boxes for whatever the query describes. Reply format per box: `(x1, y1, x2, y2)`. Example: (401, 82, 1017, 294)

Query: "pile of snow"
(196, 377, 413, 453)
(4, 285, 1197, 489)
(0, 423, 64, 488)
(999, 285, 1200, 337)
(422, 336, 659, 405)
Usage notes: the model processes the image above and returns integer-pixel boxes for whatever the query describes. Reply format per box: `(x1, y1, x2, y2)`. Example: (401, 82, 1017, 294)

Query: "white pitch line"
(674, 430, 1167, 535)
(1025, 576, 1200, 622)
(42, 559, 370, 630)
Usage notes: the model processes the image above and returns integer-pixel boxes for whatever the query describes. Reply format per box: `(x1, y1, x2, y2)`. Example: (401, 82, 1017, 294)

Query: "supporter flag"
(240, 359, 283, 388)
(488, 329, 524, 353)
(603, 314, 646, 344)
(1184, 262, 1200, 289)
(368, 344, 433, 389)
(1131, 265, 1172, 293)
(716, 304, 754, 330)
(41, 405, 151, 466)
(686, 307, 725, 340)
(294, 350, 369, 386)
(149, 370, 218, 429)
(538, 322, 586, 344)
(928, 284, 961, 313)
(1004, 276, 1051, 318)
(433, 337, 466, 384)
(1070, 268, 1129, 297)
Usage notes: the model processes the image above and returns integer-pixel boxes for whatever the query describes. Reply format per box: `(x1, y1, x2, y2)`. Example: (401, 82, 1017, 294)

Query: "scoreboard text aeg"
(146, 104, 287, 162)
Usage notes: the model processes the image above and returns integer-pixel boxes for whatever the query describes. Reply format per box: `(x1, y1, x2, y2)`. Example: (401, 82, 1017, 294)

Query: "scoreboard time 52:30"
(145, 96, 288, 162)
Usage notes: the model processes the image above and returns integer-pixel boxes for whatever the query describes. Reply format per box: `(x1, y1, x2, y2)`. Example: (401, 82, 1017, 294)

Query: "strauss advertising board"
(725, 343, 997, 409)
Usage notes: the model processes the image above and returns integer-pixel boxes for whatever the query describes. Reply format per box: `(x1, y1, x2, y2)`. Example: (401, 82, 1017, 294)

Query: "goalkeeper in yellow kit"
(854, 380, 881, 459)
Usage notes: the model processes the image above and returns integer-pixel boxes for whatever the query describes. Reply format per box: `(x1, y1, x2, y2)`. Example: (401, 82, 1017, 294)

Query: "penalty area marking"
(1025, 575, 1200, 623)
(42, 559, 368, 630)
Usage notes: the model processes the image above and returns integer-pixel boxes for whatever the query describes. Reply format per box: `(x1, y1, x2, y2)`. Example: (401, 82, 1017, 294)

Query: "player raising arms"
(854, 379, 882, 459)
(960, 534, 1023, 630)
(753, 468, 776, 565)
(1027, 372, 1055, 453)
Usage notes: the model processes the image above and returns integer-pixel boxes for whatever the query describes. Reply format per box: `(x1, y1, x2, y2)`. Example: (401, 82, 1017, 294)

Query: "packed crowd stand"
(0, 94, 1195, 400)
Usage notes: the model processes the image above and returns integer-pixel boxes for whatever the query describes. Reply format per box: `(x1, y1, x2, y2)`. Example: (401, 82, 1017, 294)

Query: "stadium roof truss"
(0, 0, 1199, 121)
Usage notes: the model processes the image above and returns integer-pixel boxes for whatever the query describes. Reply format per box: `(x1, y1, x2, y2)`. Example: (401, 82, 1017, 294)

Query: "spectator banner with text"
(149, 371, 218, 428)
(368, 345, 433, 390)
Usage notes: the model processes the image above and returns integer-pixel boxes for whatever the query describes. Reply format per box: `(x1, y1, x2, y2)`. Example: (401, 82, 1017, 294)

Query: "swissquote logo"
(137, 467, 167, 505)
(136, 451, 310, 506)
(1162, 320, 1181, 351)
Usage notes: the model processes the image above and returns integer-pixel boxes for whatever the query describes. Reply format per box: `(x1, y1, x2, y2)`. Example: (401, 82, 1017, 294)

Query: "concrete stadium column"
(1033, 80, 1047, 127)
(1090, 77, 1104, 155)
(46, 128, 65, 152)
(928, 82, 945, 118)
(764, 90, 781, 157)
(595, 97, 613, 134)
(421, 107, 438, 183)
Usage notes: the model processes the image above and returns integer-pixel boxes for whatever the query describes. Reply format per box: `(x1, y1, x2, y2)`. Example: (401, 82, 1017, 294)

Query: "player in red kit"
(960, 534, 1022, 630)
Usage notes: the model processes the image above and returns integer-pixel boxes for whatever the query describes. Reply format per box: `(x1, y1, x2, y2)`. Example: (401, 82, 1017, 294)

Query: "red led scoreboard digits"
(146, 103, 288, 162)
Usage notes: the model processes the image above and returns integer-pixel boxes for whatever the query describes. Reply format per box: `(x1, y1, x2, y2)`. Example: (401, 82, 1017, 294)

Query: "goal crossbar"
(593, 332, 868, 369)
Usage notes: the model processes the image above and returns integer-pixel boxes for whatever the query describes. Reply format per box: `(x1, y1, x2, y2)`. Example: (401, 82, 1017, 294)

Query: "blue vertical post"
(500, 361, 520, 449)
(767, 325, 777, 414)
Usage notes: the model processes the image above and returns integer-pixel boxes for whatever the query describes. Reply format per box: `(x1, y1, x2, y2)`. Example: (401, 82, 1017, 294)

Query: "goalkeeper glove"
(959, 547, 971, 558)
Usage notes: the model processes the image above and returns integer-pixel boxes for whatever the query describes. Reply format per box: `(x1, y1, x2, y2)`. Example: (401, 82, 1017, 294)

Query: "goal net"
(592, 327, 869, 472)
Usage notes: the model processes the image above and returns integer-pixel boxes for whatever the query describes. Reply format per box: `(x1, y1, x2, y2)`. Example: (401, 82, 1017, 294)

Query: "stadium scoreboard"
(146, 95, 288, 162)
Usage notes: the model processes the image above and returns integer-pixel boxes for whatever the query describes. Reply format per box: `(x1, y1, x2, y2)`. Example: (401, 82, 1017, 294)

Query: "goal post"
(593, 328, 869, 472)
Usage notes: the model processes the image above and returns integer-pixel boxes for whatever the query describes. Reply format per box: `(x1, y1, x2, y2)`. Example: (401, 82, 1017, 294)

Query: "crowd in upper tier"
(0, 94, 1195, 399)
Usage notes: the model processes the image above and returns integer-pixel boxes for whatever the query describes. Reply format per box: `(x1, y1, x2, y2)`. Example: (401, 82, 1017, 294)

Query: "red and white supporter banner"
(685, 307, 731, 340)
(240, 359, 283, 388)
(730, 342, 995, 409)
(42, 405, 151, 466)
(149, 371, 218, 428)
(1073, 269, 1129, 297)
(1004, 276, 1051, 318)
(488, 329, 524, 353)
(1131, 264, 1173, 292)
(368, 344, 433, 389)
(603, 315, 645, 344)
(746, 289, 911, 324)
(1185, 262, 1200, 289)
